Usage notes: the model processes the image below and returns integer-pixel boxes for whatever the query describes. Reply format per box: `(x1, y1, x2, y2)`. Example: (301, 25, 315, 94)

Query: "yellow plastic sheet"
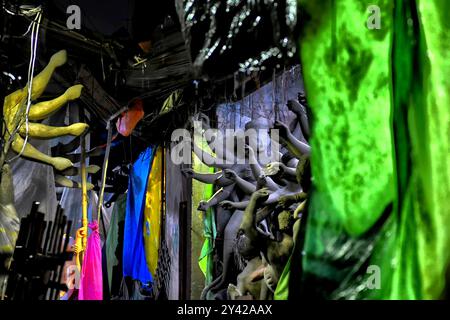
(143, 146, 164, 277)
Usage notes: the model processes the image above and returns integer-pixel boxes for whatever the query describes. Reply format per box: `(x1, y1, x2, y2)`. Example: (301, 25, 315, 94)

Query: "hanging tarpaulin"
(384, 0, 450, 300)
(123, 147, 155, 284)
(78, 221, 103, 300)
(293, 0, 450, 300)
(292, 0, 397, 300)
(143, 146, 164, 277)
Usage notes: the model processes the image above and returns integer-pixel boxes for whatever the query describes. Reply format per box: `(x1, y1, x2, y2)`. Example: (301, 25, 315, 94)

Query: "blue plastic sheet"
(123, 147, 155, 284)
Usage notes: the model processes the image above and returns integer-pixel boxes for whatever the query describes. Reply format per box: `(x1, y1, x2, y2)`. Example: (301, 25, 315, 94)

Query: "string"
(96, 122, 113, 223)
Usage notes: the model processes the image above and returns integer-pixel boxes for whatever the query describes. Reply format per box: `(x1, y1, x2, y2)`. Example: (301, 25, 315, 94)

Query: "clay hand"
(223, 169, 237, 181)
(219, 200, 235, 210)
(197, 200, 210, 212)
(1, 50, 88, 171)
(287, 99, 305, 115)
(263, 162, 283, 177)
(256, 175, 268, 188)
(273, 120, 290, 140)
(252, 187, 270, 203)
(227, 284, 243, 300)
(181, 168, 194, 178)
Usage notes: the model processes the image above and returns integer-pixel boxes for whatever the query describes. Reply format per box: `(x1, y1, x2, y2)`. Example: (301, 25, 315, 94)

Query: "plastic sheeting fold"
(176, 0, 298, 79)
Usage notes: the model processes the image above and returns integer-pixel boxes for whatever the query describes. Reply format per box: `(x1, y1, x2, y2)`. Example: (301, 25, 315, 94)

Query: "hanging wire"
(272, 68, 277, 122)
(282, 66, 287, 122)
(7, 6, 42, 163)
(240, 80, 244, 128)
(250, 94, 254, 119)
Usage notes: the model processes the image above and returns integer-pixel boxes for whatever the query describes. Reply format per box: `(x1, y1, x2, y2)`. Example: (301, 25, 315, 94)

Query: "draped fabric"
(79, 221, 103, 300)
(191, 139, 216, 285)
(292, 0, 450, 300)
(385, 0, 450, 300)
(123, 147, 154, 284)
(105, 194, 127, 292)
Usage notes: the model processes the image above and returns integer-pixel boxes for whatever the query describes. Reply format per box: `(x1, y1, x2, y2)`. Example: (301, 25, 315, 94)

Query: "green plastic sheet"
(192, 139, 217, 285)
(291, 0, 450, 300)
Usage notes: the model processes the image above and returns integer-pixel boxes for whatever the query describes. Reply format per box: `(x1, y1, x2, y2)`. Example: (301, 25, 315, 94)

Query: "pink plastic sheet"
(78, 221, 103, 300)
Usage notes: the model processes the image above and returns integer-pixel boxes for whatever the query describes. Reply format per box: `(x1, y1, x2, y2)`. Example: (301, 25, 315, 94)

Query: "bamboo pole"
(76, 133, 89, 269)
(80, 134, 88, 249)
